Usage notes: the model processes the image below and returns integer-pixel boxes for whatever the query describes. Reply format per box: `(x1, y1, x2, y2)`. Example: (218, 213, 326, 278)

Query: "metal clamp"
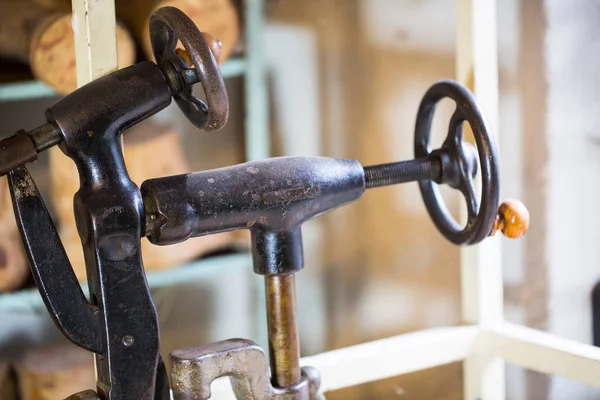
(170, 339, 322, 400)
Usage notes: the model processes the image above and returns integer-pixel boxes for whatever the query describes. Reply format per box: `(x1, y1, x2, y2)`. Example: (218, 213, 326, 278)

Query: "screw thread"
(364, 157, 441, 189)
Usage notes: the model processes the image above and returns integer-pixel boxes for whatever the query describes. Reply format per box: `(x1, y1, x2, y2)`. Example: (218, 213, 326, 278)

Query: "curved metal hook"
(7, 166, 102, 353)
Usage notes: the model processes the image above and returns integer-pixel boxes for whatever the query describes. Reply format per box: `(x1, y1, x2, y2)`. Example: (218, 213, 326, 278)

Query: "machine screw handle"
(177, 32, 223, 64)
(414, 80, 499, 245)
(150, 6, 229, 131)
(365, 80, 530, 244)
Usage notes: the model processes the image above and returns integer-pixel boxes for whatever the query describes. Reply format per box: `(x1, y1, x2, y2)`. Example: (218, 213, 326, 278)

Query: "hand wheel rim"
(414, 80, 500, 245)
(149, 6, 229, 131)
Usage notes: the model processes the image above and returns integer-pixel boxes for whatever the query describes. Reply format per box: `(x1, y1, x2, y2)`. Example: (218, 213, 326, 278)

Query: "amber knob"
(175, 33, 223, 65)
(489, 199, 529, 239)
(202, 33, 223, 64)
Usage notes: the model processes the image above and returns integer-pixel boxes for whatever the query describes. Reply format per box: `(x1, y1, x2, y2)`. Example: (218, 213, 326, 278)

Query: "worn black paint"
(143, 157, 366, 275)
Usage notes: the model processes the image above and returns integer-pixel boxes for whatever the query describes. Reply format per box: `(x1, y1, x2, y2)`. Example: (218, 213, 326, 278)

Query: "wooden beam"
(456, 0, 502, 329)
(72, 0, 118, 86)
(68, 0, 119, 384)
(481, 323, 600, 389)
(302, 325, 478, 393)
(456, 0, 503, 398)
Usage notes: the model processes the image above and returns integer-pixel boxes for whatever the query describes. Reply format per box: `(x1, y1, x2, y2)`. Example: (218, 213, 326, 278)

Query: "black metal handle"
(150, 6, 229, 131)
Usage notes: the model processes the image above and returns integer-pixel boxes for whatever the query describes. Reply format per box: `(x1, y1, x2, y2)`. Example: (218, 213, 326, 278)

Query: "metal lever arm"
(7, 166, 102, 353)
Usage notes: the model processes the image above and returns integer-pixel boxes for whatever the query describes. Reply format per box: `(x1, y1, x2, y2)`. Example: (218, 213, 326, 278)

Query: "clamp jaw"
(171, 339, 322, 400)
(1, 7, 228, 400)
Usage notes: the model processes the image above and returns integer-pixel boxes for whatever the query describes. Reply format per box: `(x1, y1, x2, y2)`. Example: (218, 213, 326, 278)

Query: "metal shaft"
(363, 156, 441, 189)
(29, 123, 62, 152)
(0, 123, 62, 177)
(265, 274, 301, 388)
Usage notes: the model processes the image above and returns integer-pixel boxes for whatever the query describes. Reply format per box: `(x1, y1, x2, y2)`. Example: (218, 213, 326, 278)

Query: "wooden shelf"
(0, 57, 248, 102)
(0, 80, 56, 102)
(0, 252, 251, 314)
(0, 251, 255, 350)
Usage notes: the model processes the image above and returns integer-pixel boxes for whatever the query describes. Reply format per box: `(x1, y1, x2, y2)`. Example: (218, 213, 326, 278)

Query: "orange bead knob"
(175, 32, 223, 66)
(202, 32, 223, 64)
(490, 199, 530, 239)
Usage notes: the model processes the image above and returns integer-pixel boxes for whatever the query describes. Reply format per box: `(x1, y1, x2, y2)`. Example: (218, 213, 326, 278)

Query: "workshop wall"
(544, 0, 600, 398)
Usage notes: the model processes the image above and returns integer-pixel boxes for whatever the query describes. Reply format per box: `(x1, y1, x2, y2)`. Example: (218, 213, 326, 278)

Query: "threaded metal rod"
(363, 157, 441, 189)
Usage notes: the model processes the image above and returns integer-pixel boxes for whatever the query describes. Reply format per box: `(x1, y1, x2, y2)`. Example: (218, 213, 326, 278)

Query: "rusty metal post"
(265, 274, 302, 388)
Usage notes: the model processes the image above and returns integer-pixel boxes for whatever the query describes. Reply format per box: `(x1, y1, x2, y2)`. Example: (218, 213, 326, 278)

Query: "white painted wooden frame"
(71, 0, 119, 384)
(73, 0, 600, 399)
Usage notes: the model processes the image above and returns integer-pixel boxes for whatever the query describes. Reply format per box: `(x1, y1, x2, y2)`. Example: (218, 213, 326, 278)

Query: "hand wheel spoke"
(152, 22, 179, 65)
(461, 178, 479, 224)
(175, 89, 209, 128)
(168, 50, 188, 70)
(448, 108, 465, 143)
(179, 86, 208, 112)
(160, 26, 179, 64)
(185, 95, 208, 114)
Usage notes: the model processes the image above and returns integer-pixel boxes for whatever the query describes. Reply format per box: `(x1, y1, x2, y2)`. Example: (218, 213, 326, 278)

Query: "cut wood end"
(29, 13, 136, 95)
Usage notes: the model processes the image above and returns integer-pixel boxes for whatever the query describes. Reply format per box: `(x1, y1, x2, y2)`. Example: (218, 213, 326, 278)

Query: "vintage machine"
(0, 6, 528, 400)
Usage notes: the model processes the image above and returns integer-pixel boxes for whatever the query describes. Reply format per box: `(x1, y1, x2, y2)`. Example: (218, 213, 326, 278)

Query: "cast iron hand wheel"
(150, 6, 228, 131)
(415, 80, 499, 245)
